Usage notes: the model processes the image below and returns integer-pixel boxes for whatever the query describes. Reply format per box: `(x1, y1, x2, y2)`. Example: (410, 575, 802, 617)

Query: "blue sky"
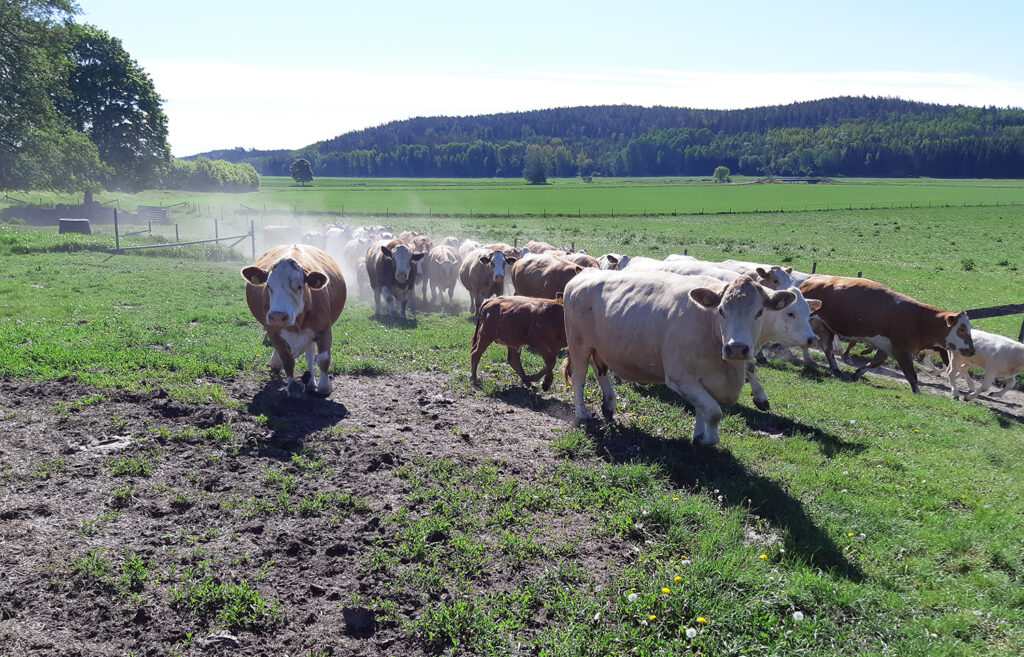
(78, 0, 1024, 157)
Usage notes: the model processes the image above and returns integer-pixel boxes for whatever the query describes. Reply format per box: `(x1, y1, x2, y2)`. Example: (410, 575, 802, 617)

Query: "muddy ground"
(0, 360, 1020, 657)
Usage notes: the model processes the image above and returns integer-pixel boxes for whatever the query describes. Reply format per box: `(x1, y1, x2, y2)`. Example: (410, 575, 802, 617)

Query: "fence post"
(114, 208, 120, 251)
(175, 224, 179, 242)
(857, 271, 862, 278)
(812, 261, 817, 274)
(215, 218, 219, 240)
(148, 220, 152, 235)
(250, 220, 256, 260)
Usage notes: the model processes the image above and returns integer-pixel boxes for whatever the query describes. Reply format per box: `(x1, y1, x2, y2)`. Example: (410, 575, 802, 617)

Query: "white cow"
(458, 239, 482, 260)
(718, 259, 814, 287)
(945, 329, 1024, 399)
(597, 253, 631, 270)
(562, 270, 796, 445)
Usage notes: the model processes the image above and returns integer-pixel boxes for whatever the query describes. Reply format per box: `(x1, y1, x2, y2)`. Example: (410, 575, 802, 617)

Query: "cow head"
(945, 311, 975, 356)
(381, 243, 425, 283)
(242, 257, 328, 328)
(479, 250, 515, 283)
(690, 275, 796, 361)
(760, 288, 822, 348)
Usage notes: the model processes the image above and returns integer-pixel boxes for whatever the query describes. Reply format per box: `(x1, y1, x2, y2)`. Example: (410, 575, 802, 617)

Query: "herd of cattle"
(242, 222, 1024, 444)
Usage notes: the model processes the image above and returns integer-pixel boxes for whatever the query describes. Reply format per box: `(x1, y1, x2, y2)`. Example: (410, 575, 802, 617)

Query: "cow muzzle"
(395, 272, 409, 283)
(958, 346, 975, 357)
(266, 311, 292, 327)
(722, 340, 751, 360)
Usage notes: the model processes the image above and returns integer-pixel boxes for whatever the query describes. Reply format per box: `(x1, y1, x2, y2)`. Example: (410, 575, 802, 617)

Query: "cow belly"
(279, 327, 316, 356)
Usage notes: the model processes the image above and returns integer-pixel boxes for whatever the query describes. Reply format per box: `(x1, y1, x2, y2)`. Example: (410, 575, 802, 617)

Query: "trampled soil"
(0, 361, 1020, 656)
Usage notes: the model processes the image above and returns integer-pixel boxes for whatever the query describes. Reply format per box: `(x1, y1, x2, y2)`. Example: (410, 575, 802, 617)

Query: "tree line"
(210, 98, 1024, 179)
(1, 0, 256, 193)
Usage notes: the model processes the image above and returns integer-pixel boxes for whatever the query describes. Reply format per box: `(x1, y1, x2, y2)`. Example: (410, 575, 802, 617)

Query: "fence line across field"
(108, 209, 256, 259)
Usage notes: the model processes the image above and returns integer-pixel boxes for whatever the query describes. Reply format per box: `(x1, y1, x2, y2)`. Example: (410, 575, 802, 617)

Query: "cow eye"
(756, 309, 764, 318)
(718, 308, 724, 316)
(787, 312, 796, 318)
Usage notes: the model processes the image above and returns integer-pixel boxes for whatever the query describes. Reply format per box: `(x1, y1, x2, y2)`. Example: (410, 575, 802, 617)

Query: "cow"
(409, 234, 435, 304)
(524, 239, 558, 253)
(241, 245, 346, 398)
(597, 253, 631, 270)
(344, 237, 372, 269)
(458, 239, 482, 260)
(470, 295, 567, 391)
(798, 275, 975, 393)
(365, 239, 425, 318)
(354, 256, 371, 299)
(301, 230, 326, 250)
(559, 251, 600, 269)
(459, 247, 516, 316)
(562, 270, 796, 445)
(510, 253, 584, 299)
(427, 245, 461, 305)
(718, 259, 814, 287)
(441, 236, 462, 249)
(944, 329, 1024, 400)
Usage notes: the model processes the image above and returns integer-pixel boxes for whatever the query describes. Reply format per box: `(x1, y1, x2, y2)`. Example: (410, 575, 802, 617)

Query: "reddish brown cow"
(524, 239, 558, 253)
(510, 253, 584, 299)
(798, 275, 975, 393)
(242, 245, 346, 398)
(559, 252, 600, 269)
(469, 295, 567, 391)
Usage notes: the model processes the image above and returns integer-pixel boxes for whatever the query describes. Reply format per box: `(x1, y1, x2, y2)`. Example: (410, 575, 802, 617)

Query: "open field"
(2, 195, 1024, 656)
(6, 176, 1024, 218)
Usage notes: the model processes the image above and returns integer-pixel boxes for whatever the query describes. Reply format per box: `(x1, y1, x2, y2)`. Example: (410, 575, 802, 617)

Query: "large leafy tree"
(290, 158, 313, 186)
(57, 23, 169, 189)
(0, 0, 106, 190)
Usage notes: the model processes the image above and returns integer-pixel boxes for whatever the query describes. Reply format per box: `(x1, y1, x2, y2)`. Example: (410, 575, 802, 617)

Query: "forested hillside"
(203, 97, 1024, 179)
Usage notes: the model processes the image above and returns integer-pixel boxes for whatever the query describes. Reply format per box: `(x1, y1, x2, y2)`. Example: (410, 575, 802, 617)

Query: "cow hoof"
(541, 379, 553, 392)
(601, 405, 615, 421)
(286, 380, 306, 398)
(754, 399, 770, 412)
(470, 376, 481, 388)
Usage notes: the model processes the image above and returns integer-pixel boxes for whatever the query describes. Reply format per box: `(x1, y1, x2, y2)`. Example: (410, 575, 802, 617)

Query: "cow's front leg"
(313, 329, 333, 396)
(568, 349, 593, 421)
(594, 360, 616, 421)
(666, 374, 721, 446)
(745, 360, 770, 411)
(268, 333, 303, 398)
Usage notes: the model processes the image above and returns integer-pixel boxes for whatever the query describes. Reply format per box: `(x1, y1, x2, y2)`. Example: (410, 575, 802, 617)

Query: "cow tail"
(561, 352, 572, 388)
(470, 306, 484, 349)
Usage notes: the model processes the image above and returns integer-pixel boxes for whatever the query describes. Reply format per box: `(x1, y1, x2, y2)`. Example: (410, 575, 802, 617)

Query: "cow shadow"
(246, 380, 349, 455)
(369, 313, 418, 329)
(492, 383, 577, 421)
(580, 418, 865, 582)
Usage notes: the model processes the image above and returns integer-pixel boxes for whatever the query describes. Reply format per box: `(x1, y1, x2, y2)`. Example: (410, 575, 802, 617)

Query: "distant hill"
(189, 97, 1024, 179)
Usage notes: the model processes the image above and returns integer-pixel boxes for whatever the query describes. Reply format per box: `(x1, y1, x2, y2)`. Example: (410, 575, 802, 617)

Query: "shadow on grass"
(491, 381, 577, 421)
(370, 313, 419, 329)
(246, 379, 349, 455)
(594, 382, 864, 581)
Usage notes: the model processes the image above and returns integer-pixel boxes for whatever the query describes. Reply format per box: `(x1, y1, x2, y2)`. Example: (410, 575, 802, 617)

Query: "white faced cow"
(944, 328, 1024, 400)
(563, 270, 795, 445)
(242, 245, 346, 398)
(459, 247, 516, 316)
(365, 239, 425, 318)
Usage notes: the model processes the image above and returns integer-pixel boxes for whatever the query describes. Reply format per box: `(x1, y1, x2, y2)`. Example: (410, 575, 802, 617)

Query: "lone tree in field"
(713, 165, 731, 183)
(523, 145, 549, 185)
(290, 158, 314, 186)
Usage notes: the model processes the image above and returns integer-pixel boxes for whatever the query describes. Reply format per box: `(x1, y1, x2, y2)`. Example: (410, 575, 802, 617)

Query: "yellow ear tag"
(554, 296, 564, 305)
(249, 275, 261, 285)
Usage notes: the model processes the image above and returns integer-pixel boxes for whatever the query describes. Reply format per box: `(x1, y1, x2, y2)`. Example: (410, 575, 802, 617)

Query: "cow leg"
(947, 361, 966, 399)
(569, 348, 593, 421)
(269, 348, 284, 372)
(819, 326, 841, 373)
(745, 360, 770, 411)
(852, 349, 890, 380)
(885, 349, 920, 393)
(302, 344, 318, 394)
(666, 374, 721, 446)
(594, 358, 616, 421)
(268, 334, 304, 398)
(505, 347, 534, 386)
(989, 377, 1013, 398)
(372, 287, 382, 316)
(469, 318, 495, 388)
(801, 346, 814, 366)
(314, 329, 333, 396)
(967, 369, 996, 400)
(535, 347, 558, 392)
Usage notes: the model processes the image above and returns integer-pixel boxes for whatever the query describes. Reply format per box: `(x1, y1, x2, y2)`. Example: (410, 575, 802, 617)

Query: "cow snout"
(723, 341, 751, 360)
(266, 311, 290, 327)
(804, 335, 817, 347)
(493, 274, 505, 283)
(395, 272, 408, 283)
(959, 346, 975, 357)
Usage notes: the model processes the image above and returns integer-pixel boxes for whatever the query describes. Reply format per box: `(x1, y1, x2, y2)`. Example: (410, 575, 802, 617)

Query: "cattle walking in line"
(459, 247, 517, 316)
(562, 270, 795, 445)
(426, 245, 461, 306)
(510, 253, 584, 299)
(365, 239, 425, 318)
(242, 245, 346, 398)
(944, 329, 1024, 399)
(798, 275, 975, 393)
(470, 295, 567, 391)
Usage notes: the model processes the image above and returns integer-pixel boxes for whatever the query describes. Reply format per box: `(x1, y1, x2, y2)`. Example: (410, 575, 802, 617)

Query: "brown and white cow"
(426, 245, 461, 305)
(563, 270, 795, 445)
(510, 253, 584, 299)
(597, 253, 631, 270)
(242, 245, 346, 398)
(459, 247, 517, 316)
(470, 295, 567, 391)
(524, 239, 558, 254)
(944, 328, 1024, 400)
(365, 239, 425, 318)
(798, 275, 975, 393)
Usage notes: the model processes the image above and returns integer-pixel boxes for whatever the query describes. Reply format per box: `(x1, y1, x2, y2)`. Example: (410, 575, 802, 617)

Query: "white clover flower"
(627, 592, 638, 603)
(686, 627, 697, 639)
(793, 611, 805, 621)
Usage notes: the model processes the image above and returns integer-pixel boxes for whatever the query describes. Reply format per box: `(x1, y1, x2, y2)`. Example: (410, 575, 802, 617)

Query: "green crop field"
(2, 189, 1023, 655)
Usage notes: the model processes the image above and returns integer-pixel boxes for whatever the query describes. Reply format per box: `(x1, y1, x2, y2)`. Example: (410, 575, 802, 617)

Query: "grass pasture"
(1, 185, 1024, 655)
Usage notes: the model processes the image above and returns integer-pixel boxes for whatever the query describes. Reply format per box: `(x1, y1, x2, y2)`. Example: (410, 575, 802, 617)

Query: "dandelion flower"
(847, 532, 855, 537)
(686, 627, 697, 638)
(759, 553, 767, 559)
(673, 496, 680, 501)
(793, 611, 805, 621)
(674, 575, 682, 581)
(697, 616, 707, 624)
(661, 587, 671, 594)
(649, 614, 657, 620)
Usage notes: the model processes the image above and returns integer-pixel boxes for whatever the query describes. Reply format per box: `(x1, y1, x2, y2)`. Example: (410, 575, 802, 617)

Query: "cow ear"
(505, 256, 517, 265)
(411, 252, 426, 261)
(767, 289, 797, 310)
(806, 298, 823, 312)
(946, 313, 958, 327)
(755, 267, 768, 278)
(784, 267, 793, 274)
(241, 266, 268, 285)
(606, 254, 618, 264)
(380, 245, 393, 258)
(574, 266, 583, 274)
(689, 287, 721, 308)
(305, 271, 328, 289)
(479, 255, 491, 264)
(554, 292, 564, 305)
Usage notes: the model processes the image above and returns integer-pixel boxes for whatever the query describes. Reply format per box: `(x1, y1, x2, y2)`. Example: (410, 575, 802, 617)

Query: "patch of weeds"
(79, 510, 121, 536)
(263, 465, 297, 494)
(168, 561, 281, 631)
(2, 410, 17, 421)
(107, 445, 160, 477)
(500, 530, 550, 569)
(109, 482, 135, 509)
(960, 257, 976, 271)
(28, 456, 68, 480)
(110, 413, 127, 430)
(53, 393, 105, 414)
(291, 451, 326, 473)
(120, 551, 154, 593)
(549, 428, 594, 459)
(297, 490, 368, 517)
(70, 548, 110, 586)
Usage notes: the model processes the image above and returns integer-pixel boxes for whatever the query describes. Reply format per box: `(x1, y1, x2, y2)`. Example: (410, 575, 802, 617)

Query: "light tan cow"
(562, 270, 795, 445)
(510, 253, 584, 299)
(242, 245, 346, 398)
(459, 247, 517, 316)
(427, 245, 460, 305)
(559, 252, 600, 269)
